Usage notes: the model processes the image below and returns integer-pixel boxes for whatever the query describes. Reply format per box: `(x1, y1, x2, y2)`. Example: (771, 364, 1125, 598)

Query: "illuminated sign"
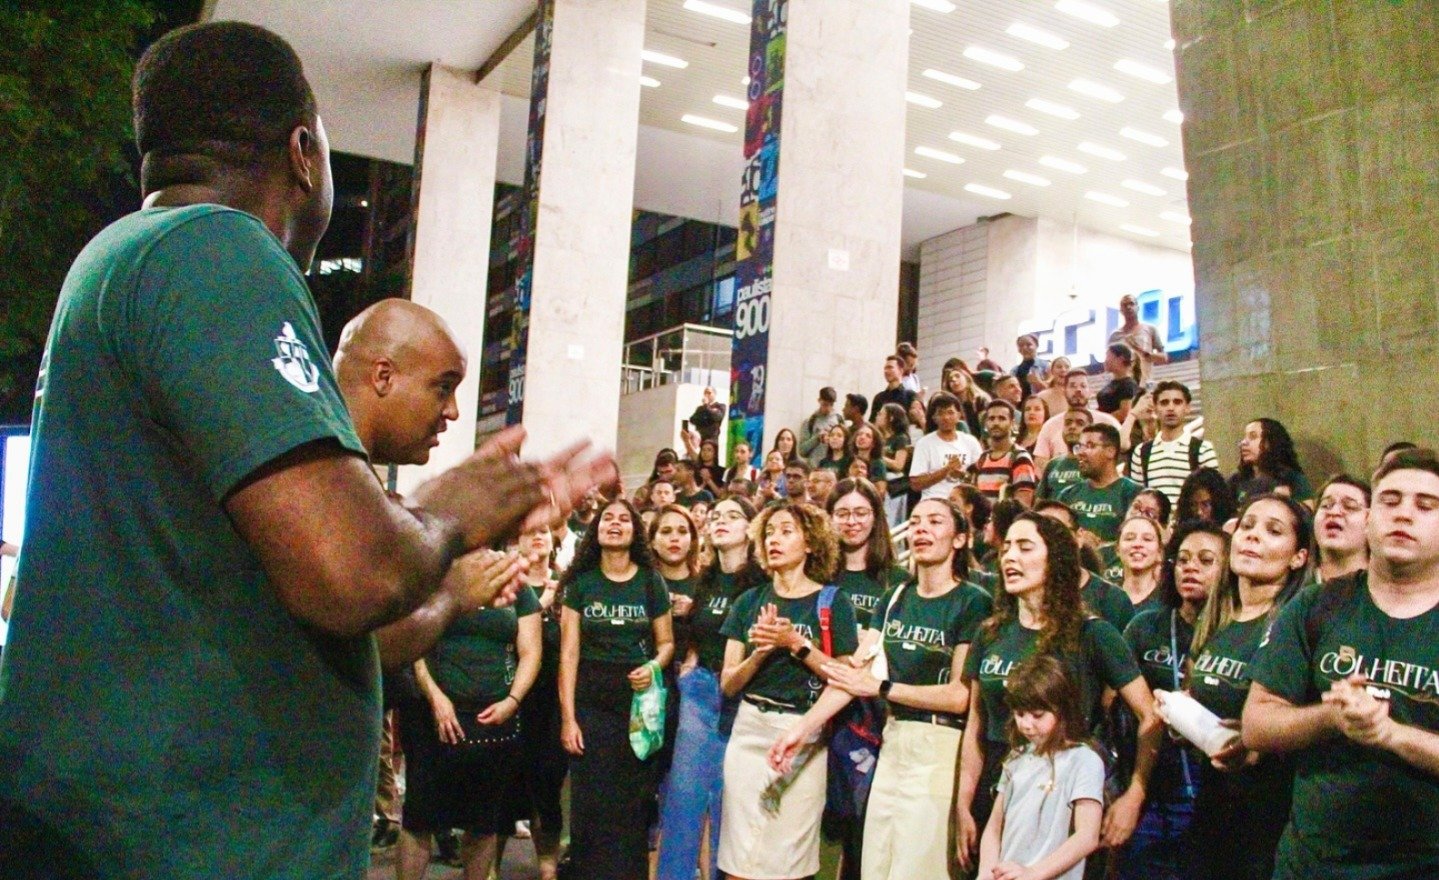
(1017, 287, 1197, 369)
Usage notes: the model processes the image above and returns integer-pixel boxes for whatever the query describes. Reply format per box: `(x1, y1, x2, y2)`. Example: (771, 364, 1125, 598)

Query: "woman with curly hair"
(1174, 467, 1236, 528)
(1229, 418, 1314, 506)
(956, 514, 1161, 874)
(717, 501, 859, 880)
(558, 499, 675, 880)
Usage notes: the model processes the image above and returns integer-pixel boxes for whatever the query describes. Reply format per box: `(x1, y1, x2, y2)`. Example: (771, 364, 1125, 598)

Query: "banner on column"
(505, 0, 555, 426)
(728, 0, 786, 462)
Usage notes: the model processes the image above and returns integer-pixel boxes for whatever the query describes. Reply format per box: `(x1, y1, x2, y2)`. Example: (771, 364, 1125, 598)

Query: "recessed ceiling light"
(1004, 170, 1052, 187)
(1163, 109, 1185, 124)
(965, 183, 1013, 200)
(903, 168, 928, 179)
(1086, 191, 1130, 207)
(987, 115, 1039, 135)
(1114, 59, 1173, 84)
(1026, 98, 1080, 120)
(1161, 167, 1189, 180)
(923, 69, 982, 90)
(1078, 142, 1127, 161)
(1121, 224, 1161, 237)
(1068, 78, 1125, 102)
(915, 146, 965, 164)
(950, 132, 1002, 150)
(1164, 38, 1177, 50)
(681, 114, 737, 133)
(640, 76, 661, 88)
(1160, 211, 1192, 224)
(1006, 22, 1069, 50)
(964, 46, 1025, 72)
(1121, 127, 1169, 147)
(642, 49, 688, 68)
(905, 91, 943, 109)
(712, 94, 747, 110)
(1055, 0, 1119, 27)
(911, 0, 957, 11)
(682, 0, 751, 24)
(1040, 155, 1088, 174)
(1121, 179, 1167, 196)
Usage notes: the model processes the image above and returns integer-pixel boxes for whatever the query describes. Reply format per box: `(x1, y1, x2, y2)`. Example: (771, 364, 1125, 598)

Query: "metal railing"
(621, 323, 733, 394)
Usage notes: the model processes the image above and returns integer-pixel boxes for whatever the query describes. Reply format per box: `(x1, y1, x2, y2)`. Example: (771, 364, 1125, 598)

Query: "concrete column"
(519, 0, 646, 458)
(1173, 0, 1439, 472)
(399, 64, 502, 493)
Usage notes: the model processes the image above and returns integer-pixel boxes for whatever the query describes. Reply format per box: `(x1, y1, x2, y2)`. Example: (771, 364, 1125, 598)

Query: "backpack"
(1137, 435, 1204, 484)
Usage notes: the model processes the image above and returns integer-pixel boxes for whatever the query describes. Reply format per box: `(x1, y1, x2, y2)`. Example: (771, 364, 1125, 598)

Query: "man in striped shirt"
(973, 399, 1037, 506)
(1128, 380, 1218, 507)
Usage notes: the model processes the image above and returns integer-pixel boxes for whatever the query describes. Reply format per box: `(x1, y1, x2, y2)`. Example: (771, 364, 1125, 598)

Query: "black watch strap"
(794, 643, 812, 660)
(879, 679, 894, 699)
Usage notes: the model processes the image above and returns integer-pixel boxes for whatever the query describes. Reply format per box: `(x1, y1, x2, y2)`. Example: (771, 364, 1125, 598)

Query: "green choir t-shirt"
(691, 569, 755, 672)
(876, 581, 993, 723)
(0, 206, 374, 878)
(1039, 455, 1083, 501)
(1250, 576, 1439, 878)
(563, 568, 671, 666)
(1056, 476, 1144, 545)
(1124, 607, 1201, 801)
(428, 586, 541, 705)
(1189, 614, 1271, 721)
(720, 584, 860, 711)
(964, 617, 1140, 745)
(835, 565, 909, 630)
(1083, 573, 1137, 632)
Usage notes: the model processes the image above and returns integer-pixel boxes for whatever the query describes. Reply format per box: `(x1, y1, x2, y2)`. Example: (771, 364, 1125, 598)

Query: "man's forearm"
(1243, 687, 1336, 753)
(374, 586, 462, 668)
(1385, 721, 1439, 777)
(909, 467, 949, 492)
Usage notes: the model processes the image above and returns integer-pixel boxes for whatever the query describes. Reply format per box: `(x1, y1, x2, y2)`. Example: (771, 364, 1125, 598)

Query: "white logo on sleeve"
(272, 322, 320, 393)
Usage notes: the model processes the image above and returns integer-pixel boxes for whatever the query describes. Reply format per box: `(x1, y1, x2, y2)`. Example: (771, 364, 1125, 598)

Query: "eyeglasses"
(710, 510, 748, 523)
(832, 508, 874, 522)
(1317, 498, 1367, 515)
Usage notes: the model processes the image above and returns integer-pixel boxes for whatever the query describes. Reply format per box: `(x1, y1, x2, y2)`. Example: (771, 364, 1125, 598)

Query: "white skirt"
(861, 718, 964, 880)
(717, 700, 827, 879)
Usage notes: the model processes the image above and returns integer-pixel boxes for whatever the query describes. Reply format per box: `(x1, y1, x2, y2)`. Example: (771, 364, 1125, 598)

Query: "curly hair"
(559, 499, 655, 595)
(1175, 467, 1236, 526)
(750, 500, 839, 584)
(981, 512, 1087, 656)
(828, 478, 896, 576)
(1156, 519, 1230, 610)
(1236, 418, 1305, 482)
(648, 504, 701, 579)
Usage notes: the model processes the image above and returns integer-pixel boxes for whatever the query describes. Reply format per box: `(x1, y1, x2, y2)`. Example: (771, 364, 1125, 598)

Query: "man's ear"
(371, 358, 396, 395)
(287, 124, 317, 193)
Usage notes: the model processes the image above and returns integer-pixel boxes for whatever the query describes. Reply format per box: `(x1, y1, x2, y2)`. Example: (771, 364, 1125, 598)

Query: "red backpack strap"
(817, 585, 838, 657)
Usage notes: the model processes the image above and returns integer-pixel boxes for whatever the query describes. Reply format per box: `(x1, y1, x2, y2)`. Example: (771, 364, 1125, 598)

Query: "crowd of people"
(0, 20, 1435, 880)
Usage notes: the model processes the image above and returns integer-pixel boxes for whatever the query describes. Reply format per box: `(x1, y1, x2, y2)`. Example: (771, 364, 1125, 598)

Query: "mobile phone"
(682, 419, 691, 431)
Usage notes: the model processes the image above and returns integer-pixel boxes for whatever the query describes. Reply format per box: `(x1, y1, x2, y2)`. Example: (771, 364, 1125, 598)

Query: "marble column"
(398, 64, 502, 493)
(1173, 0, 1439, 472)
(760, 0, 910, 448)
(517, 0, 647, 458)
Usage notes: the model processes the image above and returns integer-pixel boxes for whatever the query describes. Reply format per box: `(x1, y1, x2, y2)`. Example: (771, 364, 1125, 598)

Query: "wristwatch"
(793, 641, 812, 660)
(878, 679, 894, 699)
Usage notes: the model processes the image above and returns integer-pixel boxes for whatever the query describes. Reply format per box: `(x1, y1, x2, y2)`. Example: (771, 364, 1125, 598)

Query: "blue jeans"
(1116, 796, 1196, 880)
(655, 667, 727, 880)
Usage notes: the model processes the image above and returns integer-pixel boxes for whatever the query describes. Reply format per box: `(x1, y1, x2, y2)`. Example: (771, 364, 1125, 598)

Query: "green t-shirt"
(1190, 614, 1271, 721)
(968, 568, 1001, 598)
(563, 568, 671, 666)
(0, 206, 374, 877)
(691, 569, 755, 673)
(835, 565, 909, 629)
(876, 581, 993, 723)
(677, 489, 715, 508)
(1098, 544, 1125, 584)
(1056, 476, 1144, 545)
(964, 617, 1140, 745)
(428, 587, 541, 706)
(1250, 576, 1439, 878)
(1038, 455, 1083, 501)
(1083, 573, 1137, 632)
(1124, 607, 1201, 800)
(720, 584, 861, 711)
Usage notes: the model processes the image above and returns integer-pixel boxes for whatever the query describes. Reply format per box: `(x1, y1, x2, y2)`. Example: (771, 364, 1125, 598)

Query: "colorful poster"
(728, 0, 786, 462)
(505, 0, 555, 426)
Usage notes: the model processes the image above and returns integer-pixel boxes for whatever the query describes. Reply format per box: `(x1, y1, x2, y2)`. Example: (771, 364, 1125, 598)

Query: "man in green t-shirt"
(0, 24, 614, 880)
(1037, 407, 1092, 501)
(1244, 450, 1439, 879)
(1056, 423, 1143, 546)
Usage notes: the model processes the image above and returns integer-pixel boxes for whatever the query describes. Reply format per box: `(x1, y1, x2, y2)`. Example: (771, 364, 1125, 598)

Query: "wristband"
(505, 694, 520, 706)
(794, 642, 812, 660)
(878, 679, 894, 699)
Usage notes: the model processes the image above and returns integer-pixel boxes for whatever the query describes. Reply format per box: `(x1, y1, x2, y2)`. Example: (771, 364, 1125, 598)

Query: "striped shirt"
(973, 448, 1038, 501)
(1128, 434, 1219, 505)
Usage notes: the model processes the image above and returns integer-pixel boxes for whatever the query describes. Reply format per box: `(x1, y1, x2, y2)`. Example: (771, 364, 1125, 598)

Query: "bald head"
(335, 298, 466, 466)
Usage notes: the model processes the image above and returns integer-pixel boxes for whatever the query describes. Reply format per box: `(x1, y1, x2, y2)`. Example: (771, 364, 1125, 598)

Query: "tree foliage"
(0, 1, 155, 418)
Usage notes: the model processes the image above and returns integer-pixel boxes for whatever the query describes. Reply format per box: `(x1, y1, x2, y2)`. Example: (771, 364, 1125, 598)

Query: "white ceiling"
(210, 0, 1191, 257)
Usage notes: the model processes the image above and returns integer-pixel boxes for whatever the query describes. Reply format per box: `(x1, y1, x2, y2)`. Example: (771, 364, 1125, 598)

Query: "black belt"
(893, 712, 965, 730)
(743, 694, 801, 714)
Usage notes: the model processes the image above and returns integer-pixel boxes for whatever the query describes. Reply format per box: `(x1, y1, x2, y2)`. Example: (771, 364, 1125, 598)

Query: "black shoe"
(370, 819, 399, 852)
(435, 829, 462, 867)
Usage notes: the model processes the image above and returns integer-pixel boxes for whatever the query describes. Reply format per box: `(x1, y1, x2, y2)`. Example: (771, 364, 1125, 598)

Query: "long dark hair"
(910, 496, 972, 583)
(828, 478, 896, 577)
(982, 513, 1087, 656)
(1237, 418, 1305, 481)
(876, 402, 909, 439)
(1156, 519, 1230, 610)
(1175, 467, 1236, 526)
(648, 503, 701, 579)
(1193, 493, 1312, 653)
(846, 421, 882, 463)
(559, 499, 654, 593)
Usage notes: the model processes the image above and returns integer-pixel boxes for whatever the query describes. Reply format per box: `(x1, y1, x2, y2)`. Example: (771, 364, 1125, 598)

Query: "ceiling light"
(1161, 166, 1189, 180)
(1055, 0, 1119, 27)
(915, 146, 965, 164)
(681, 114, 737, 133)
(1040, 155, 1088, 174)
(1004, 170, 1052, 187)
(1068, 79, 1125, 102)
(903, 168, 928, 179)
(1164, 38, 1177, 50)
(1006, 22, 1069, 50)
(1121, 179, 1167, 196)
(911, 0, 957, 11)
(741, 75, 750, 86)
(1163, 109, 1184, 124)
(986, 115, 1038, 135)
(965, 183, 1013, 200)
(949, 132, 1001, 150)
(1086, 191, 1130, 207)
(642, 49, 688, 68)
(1026, 98, 1080, 120)
(923, 69, 981, 90)
(1121, 224, 1161, 237)
(712, 94, 748, 110)
(1078, 141, 1127, 161)
(905, 91, 943, 109)
(682, 0, 751, 24)
(1160, 211, 1192, 224)
(639, 76, 661, 88)
(1121, 127, 1169, 147)
(1114, 59, 1173, 84)
(964, 46, 1025, 72)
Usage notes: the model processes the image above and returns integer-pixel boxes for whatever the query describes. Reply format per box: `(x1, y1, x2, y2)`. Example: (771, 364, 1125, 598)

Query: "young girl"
(977, 654, 1106, 880)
